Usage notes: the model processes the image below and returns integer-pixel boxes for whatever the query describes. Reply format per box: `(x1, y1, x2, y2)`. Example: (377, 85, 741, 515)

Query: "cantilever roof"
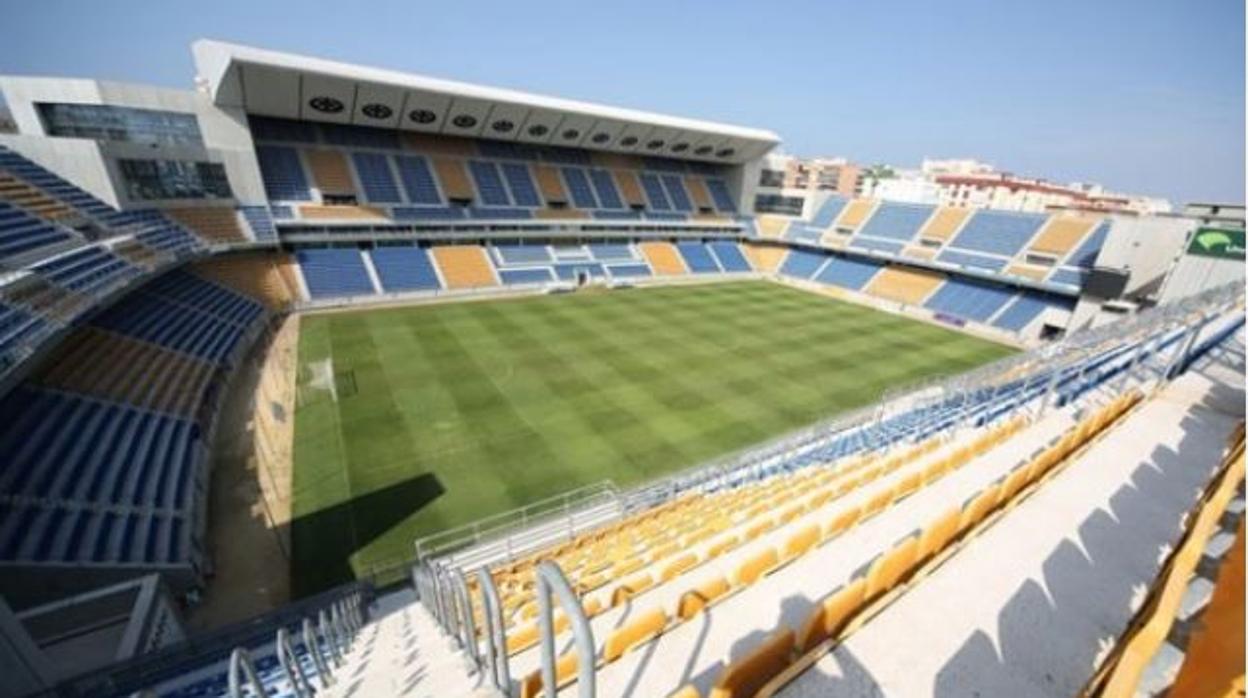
(192, 40, 780, 164)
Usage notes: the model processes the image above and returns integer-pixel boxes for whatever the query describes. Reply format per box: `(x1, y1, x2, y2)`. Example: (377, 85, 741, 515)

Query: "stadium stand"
(707, 241, 752, 272)
(916, 206, 970, 243)
(854, 201, 933, 242)
(946, 209, 1046, 257)
(1026, 214, 1100, 257)
(992, 292, 1074, 332)
(812, 255, 883, 290)
(296, 248, 376, 298)
(350, 151, 403, 203)
(864, 265, 945, 305)
(430, 245, 498, 289)
(255, 145, 312, 202)
(922, 277, 1018, 323)
(394, 155, 444, 204)
(778, 249, 828, 279)
(468, 160, 512, 206)
(832, 198, 875, 232)
(190, 253, 298, 309)
(165, 207, 249, 244)
(742, 242, 788, 272)
(0, 200, 77, 261)
(502, 162, 543, 207)
(368, 244, 443, 293)
(676, 242, 722, 273)
(638, 241, 687, 275)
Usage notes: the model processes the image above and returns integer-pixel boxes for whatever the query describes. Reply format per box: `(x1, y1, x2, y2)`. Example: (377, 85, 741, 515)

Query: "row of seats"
(766, 197, 1108, 292)
(656, 392, 1142, 698)
(773, 245, 1074, 333)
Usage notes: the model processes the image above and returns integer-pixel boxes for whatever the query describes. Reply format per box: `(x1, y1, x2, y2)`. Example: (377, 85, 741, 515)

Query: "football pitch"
(290, 281, 1013, 594)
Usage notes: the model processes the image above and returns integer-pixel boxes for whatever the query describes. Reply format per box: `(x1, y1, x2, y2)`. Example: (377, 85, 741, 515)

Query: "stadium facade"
(0, 40, 1242, 698)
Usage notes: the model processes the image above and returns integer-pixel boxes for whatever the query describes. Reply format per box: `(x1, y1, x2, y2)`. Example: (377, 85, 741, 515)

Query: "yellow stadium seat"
(824, 506, 862, 540)
(797, 578, 867, 653)
(745, 519, 774, 541)
(677, 576, 732, 620)
(894, 471, 923, 499)
(603, 607, 668, 663)
(708, 629, 796, 698)
(649, 542, 681, 563)
(661, 553, 699, 582)
(959, 484, 1000, 534)
(610, 572, 654, 607)
(995, 466, 1031, 508)
(862, 488, 894, 518)
(519, 650, 579, 698)
(781, 524, 821, 562)
(611, 556, 645, 578)
(865, 535, 920, 600)
(735, 547, 780, 586)
(917, 506, 962, 562)
(668, 685, 702, 698)
(707, 536, 740, 559)
(778, 504, 805, 525)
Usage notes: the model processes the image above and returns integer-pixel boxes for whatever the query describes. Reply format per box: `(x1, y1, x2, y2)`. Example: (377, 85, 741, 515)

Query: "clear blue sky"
(1, 0, 1242, 204)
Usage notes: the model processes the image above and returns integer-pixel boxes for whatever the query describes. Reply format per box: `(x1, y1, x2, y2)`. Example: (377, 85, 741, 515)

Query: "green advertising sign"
(1187, 227, 1246, 260)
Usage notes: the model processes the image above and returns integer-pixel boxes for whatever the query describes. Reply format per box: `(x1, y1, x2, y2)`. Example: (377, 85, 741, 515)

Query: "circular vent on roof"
(694, 145, 714, 155)
(308, 96, 345, 114)
(408, 109, 438, 124)
(527, 124, 550, 137)
(671, 142, 690, 153)
(491, 120, 515, 133)
(452, 114, 479, 128)
(715, 147, 736, 158)
(591, 132, 610, 144)
(561, 128, 581, 140)
(645, 139, 665, 150)
(361, 103, 393, 120)
(619, 136, 639, 147)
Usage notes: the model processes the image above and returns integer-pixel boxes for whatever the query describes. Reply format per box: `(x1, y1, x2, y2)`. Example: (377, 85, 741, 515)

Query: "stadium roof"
(192, 40, 780, 164)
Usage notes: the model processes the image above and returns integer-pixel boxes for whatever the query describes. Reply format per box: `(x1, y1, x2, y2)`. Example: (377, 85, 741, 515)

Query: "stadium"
(0, 30, 1243, 698)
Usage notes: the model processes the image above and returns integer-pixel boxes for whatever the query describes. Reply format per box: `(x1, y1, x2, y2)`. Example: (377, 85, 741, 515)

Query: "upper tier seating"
(296, 248, 376, 299)
(1027, 215, 1099, 257)
(922, 277, 1017, 323)
(639, 174, 672, 211)
(707, 242, 752, 272)
(684, 177, 714, 211)
(1067, 220, 1109, 268)
(239, 206, 277, 241)
(588, 170, 624, 209)
(255, 146, 312, 201)
(779, 249, 828, 279)
(190, 253, 298, 309)
(0, 200, 76, 261)
(947, 210, 1045, 257)
(743, 243, 788, 273)
(468, 161, 512, 206)
(832, 199, 875, 232)
(813, 255, 883, 290)
(706, 180, 736, 212)
(856, 202, 933, 242)
(368, 245, 442, 293)
(917, 207, 971, 242)
(676, 242, 722, 274)
(0, 171, 79, 224)
(165, 207, 248, 244)
(864, 266, 945, 305)
(561, 168, 599, 209)
(661, 175, 694, 212)
(936, 248, 1009, 272)
(496, 244, 553, 264)
(394, 155, 444, 205)
(502, 163, 542, 207)
(32, 246, 139, 294)
(809, 197, 848, 228)
(304, 150, 356, 196)
(351, 152, 403, 203)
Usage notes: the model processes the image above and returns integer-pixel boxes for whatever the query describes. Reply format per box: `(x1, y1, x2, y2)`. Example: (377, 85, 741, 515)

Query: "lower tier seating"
(296, 248, 376, 298)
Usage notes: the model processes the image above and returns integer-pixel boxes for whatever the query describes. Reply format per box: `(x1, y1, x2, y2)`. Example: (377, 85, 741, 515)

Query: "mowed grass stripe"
(290, 281, 1013, 594)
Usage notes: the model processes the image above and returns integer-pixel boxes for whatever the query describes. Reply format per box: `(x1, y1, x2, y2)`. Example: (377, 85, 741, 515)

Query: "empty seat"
(708, 242, 752, 272)
(948, 210, 1046, 257)
(856, 201, 935, 242)
(501, 163, 542, 207)
(304, 150, 357, 197)
(778, 249, 828, 279)
(923, 278, 1017, 323)
(393, 155, 443, 204)
(708, 629, 795, 698)
(675, 242, 721, 273)
(603, 607, 667, 663)
(864, 266, 945, 304)
(468, 160, 512, 206)
(255, 146, 312, 201)
(296, 248, 375, 298)
(431, 245, 497, 289)
(368, 245, 441, 292)
(812, 255, 882, 290)
(705, 179, 737, 212)
(350, 152, 403, 203)
(560, 167, 599, 209)
(638, 242, 687, 275)
(638, 173, 672, 210)
(917, 206, 970, 242)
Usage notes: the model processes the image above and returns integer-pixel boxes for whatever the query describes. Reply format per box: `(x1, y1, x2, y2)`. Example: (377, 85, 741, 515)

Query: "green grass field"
(290, 281, 1013, 594)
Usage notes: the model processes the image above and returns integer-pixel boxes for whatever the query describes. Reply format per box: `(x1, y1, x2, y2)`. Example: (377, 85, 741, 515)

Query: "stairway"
(324, 588, 493, 698)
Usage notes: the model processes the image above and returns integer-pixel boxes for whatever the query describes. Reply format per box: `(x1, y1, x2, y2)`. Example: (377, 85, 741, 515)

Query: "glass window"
(758, 169, 786, 188)
(38, 103, 202, 146)
(119, 159, 232, 201)
(753, 193, 804, 216)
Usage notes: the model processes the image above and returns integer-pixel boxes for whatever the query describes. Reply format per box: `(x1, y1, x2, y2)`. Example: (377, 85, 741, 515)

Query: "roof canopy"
(193, 40, 780, 164)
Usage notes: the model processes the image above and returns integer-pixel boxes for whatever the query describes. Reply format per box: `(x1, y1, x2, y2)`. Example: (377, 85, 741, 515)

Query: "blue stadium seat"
(393, 155, 443, 205)
(587, 243, 635, 261)
(676, 242, 721, 273)
(638, 173, 671, 211)
(560, 168, 599, 209)
(705, 179, 736, 212)
(239, 206, 277, 241)
(849, 237, 904, 255)
(350, 152, 403, 203)
(467, 207, 531, 220)
(707, 242, 751, 272)
(0, 203, 75, 261)
(660, 175, 694, 212)
(33, 246, 139, 294)
(856, 202, 933, 241)
(295, 248, 376, 299)
(606, 264, 652, 278)
(496, 244, 552, 264)
(589, 170, 625, 209)
(923, 278, 1017, 323)
(478, 141, 539, 161)
(779, 249, 828, 279)
(947, 210, 1045, 257)
(392, 206, 464, 221)
(467, 161, 511, 206)
(499, 268, 554, 285)
(369, 245, 442, 292)
(1067, 221, 1109, 267)
(992, 293, 1075, 332)
(813, 255, 882, 290)
(810, 196, 848, 227)
(552, 262, 605, 280)
(936, 248, 1009, 272)
(1047, 267, 1086, 288)
(500, 163, 542, 207)
(784, 223, 823, 243)
(255, 145, 312, 201)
